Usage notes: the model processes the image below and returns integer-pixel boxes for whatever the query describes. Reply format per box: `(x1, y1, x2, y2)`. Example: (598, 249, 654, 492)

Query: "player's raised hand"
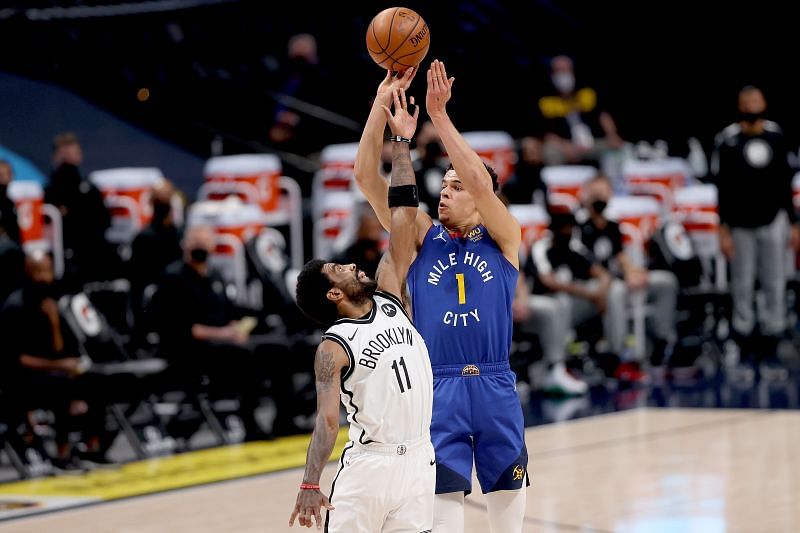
(376, 67, 417, 104)
(381, 88, 419, 139)
(289, 489, 335, 529)
(426, 59, 455, 119)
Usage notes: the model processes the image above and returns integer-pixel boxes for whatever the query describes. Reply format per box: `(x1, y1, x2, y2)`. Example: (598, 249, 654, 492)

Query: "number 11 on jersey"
(392, 357, 412, 393)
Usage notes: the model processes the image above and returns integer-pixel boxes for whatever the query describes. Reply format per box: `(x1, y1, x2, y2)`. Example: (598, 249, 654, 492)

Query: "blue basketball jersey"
(407, 224, 518, 365)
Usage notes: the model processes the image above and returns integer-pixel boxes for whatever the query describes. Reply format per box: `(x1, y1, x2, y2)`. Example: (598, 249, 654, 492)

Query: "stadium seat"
(89, 167, 165, 244)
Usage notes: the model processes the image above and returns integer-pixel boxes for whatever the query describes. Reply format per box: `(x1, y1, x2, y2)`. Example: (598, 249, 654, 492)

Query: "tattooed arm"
(376, 88, 421, 300)
(289, 339, 349, 529)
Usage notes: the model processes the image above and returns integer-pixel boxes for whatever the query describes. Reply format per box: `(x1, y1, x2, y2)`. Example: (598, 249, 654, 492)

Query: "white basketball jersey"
(323, 291, 433, 445)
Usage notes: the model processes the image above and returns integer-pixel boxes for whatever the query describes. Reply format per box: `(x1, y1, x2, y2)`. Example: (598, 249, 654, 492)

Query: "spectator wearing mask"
(45, 133, 118, 286)
(711, 86, 800, 373)
(335, 203, 385, 279)
(536, 55, 624, 166)
(150, 225, 299, 439)
(268, 33, 328, 155)
(580, 174, 678, 370)
(0, 160, 24, 305)
(502, 136, 547, 206)
(413, 121, 448, 214)
(129, 179, 182, 316)
(521, 211, 619, 395)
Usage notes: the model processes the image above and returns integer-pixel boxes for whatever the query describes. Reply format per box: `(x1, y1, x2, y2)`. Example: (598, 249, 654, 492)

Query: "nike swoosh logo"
(347, 330, 358, 341)
(430, 460, 435, 466)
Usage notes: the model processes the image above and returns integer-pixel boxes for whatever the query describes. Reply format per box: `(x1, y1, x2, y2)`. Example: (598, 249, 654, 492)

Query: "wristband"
(388, 184, 419, 208)
(388, 135, 411, 144)
(300, 483, 320, 490)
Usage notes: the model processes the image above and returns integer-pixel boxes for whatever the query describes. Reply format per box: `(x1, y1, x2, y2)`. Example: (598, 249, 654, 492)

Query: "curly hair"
(295, 259, 339, 325)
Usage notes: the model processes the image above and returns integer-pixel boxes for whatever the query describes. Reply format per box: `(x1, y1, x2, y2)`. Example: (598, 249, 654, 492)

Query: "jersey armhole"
(407, 223, 438, 278)
(321, 332, 355, 382)
(374, 290, 412, 322)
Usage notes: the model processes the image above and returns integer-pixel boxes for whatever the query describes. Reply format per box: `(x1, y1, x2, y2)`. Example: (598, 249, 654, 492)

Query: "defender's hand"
(426, 59, 455, 119)
(381, 88, 419, 139)
(289, 489, 334, 529)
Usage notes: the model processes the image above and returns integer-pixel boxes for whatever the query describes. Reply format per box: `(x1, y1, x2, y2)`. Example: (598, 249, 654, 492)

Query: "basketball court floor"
(1, 407, 797, 532)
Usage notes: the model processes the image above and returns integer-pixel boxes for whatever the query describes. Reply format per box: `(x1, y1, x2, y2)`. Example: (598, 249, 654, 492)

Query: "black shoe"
(51, 456, 88, 475)
(74, 449, 116, 469)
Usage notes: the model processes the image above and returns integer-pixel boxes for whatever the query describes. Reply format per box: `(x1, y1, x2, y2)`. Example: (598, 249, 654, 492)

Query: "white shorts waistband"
(352, 436, 430, 456)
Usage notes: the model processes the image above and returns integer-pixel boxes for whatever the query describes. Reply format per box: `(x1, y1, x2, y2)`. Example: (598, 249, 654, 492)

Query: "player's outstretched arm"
(289, 340, 348, 529)
(375, 88, 420, 301)
(353, 69, 432, 241)
(426, 59, 521, 269)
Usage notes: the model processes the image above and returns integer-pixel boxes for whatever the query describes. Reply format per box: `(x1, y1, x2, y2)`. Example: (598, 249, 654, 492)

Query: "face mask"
(190, 248, 209, 263)
(553, 232, 572, 249)
(740, 111, 764, 124)
(152, 202, 171, 223)
(552, 72, 575, 94)
(591, 199, 608, 214)
(424, 141, 442, 159)
(52, 163, 81, 189)
(25, 280, 53, 301)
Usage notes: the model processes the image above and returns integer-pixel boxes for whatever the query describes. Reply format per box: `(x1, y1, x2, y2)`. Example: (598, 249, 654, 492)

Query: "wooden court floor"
(1, 408, 797, 532)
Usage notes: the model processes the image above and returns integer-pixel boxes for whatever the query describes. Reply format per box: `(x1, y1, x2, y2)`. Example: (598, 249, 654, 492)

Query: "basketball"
(366, 7, 430, 72)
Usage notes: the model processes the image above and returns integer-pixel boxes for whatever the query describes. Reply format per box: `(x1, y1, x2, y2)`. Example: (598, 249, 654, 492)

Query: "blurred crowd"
(1, 46, 799, 477)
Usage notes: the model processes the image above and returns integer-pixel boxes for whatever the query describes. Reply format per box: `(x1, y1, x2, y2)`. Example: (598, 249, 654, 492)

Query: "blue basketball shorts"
(430, 361, 529, 494)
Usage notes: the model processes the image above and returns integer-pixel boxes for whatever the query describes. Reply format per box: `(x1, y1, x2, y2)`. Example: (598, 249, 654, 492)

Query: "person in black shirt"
(0, 160, 21, 244)
(0, 252, 112, 468)
(580, 174, 678, 366)
(501, 137, 547, 206)
(0, 160, 24, 306)
(711, 86, 800, 367)
(536, 55, 624, 166)
(128, 179, 182, 318)
(520, 211, 617, 394)
(334, 203, 385, 279)
(150, 225, 298, 439)
(412, 121, 449, 214)
(45, 133, 119, 286)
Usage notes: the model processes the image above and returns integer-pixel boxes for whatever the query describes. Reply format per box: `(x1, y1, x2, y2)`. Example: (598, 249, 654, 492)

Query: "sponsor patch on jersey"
(381, 302, 397, 317)
(461, 364, 480, 376)
(466, 226, 484, 242)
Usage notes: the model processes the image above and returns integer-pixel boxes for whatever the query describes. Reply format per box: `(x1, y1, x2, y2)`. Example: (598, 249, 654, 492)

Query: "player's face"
(323, 262, 377, 303)
(438, 171, 478, 227)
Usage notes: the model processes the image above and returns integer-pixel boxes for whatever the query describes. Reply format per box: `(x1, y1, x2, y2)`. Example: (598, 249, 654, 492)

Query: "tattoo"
(303, 344, 341, 485)
(390, 142, 415, 187)
(314, 347, 336, 392)
(302, 419, 338, 484)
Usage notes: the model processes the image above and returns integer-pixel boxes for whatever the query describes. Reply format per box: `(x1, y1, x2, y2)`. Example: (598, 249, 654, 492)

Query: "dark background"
(0, 0, 796, 187)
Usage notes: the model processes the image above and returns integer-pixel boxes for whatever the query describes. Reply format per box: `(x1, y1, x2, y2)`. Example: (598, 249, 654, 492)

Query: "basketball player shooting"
(290, 85, 435, 531)
(354, 59, 528, 532)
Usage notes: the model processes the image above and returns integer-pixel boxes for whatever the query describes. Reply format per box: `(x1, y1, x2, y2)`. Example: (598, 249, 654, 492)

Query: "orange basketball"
(366, 7, 430, 72)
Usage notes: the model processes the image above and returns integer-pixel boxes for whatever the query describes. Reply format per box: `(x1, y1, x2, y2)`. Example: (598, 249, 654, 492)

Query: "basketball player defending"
(354, 61, 528, 532)
(290, 87, 435, 532)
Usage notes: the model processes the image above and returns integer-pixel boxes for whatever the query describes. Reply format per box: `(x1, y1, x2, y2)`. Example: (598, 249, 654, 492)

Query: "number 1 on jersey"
(456, 273, 466, 305)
